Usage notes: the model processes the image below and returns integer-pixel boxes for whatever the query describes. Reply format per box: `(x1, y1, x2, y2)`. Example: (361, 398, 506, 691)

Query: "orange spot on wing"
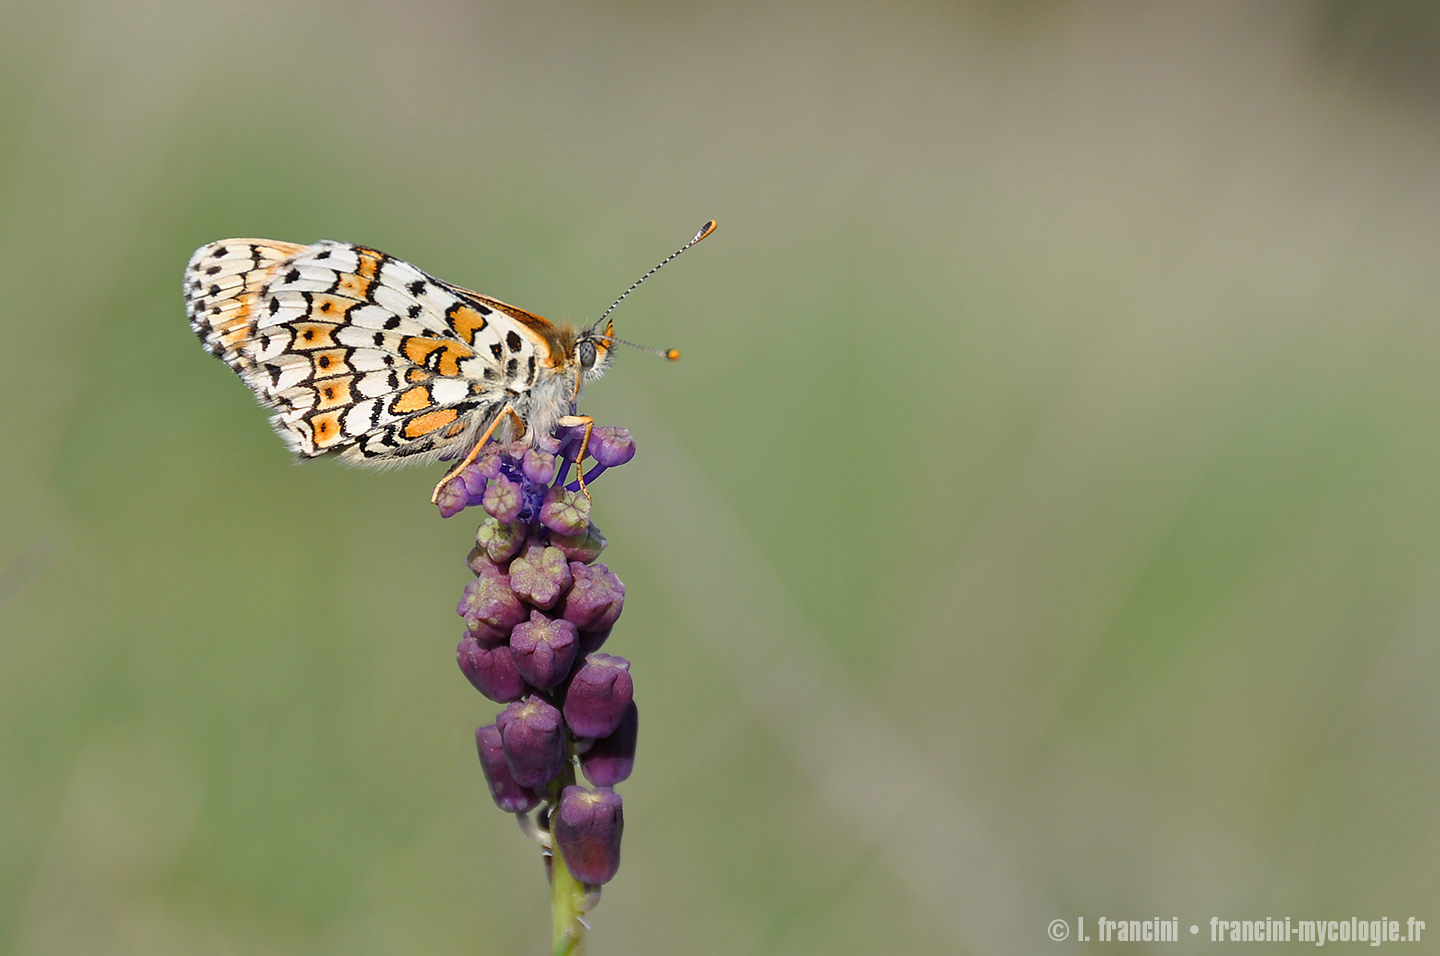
(447, 305, 488, 344)
(310, 293, 353, 315)
(334, 272, 373, 300)
(435, 346, 470, 377)
(402, 337, 473, 377)
(402, 407, 459, 438)
(291, 322, 338, 349)
(315, 376, 354, 410)
(353, 248, 383, 279)
(310, 411, 343, 447)
(406, 367, 430, 384)
(389, 385, 433, 414)
(312, 349, 350, 377)
(443, 419, 469, 438)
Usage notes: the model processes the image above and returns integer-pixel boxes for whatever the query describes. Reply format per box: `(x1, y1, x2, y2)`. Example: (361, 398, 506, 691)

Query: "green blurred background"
(4, 1, 1440, 953)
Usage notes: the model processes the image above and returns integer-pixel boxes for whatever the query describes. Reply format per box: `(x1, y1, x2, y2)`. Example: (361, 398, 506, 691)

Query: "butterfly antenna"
(590, 220, 717, 345)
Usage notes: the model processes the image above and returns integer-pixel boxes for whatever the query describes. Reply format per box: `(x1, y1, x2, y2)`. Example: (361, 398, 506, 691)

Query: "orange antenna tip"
(665, 348, 681, 361)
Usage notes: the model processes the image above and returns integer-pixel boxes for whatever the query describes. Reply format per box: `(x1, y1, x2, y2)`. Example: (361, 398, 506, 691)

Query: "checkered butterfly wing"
(185, 239, 551, 465)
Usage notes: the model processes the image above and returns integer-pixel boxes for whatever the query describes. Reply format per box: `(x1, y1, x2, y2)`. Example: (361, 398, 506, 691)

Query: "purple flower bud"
(508, 541, 574, 610)
(561, 562, 625, 631)
(458, 637, 529, 702)
(550, 523, 609, 564)
(509, 611, 579, 691)
(563, 654, 633, 739)
(497, 696, 567, 788)
(539, 485, 591, 535)
(482, 473, 523, 523)
(465, 545, 494, 578)
(578, 627, 611, 655)
(579, 702, 637, 787)
(476, 724, 540, 813)
(522, 447, 557, 484)
(458, 565, 528, 637)
(461, 463, 490, 500)
(554, 786, 623, 885)
(435, 474, 472, 518)
(587, 427, 636, 467)
(475, 444, 505, 479)
(535, 434, 562, 455)
(476, 517, 526, 563)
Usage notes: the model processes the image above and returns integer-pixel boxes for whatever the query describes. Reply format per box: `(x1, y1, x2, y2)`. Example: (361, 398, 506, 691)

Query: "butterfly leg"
(430, 404, 522, 504)
(557, 415, 595, 500)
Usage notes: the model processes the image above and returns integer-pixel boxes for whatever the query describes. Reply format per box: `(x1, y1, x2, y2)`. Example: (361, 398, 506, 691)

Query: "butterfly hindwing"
(186, 239, 308, 372)
(185, 238, 557, 465)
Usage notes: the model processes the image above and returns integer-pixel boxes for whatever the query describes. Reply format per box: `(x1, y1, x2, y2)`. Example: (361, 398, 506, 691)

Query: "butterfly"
(185, 221, 715, 500)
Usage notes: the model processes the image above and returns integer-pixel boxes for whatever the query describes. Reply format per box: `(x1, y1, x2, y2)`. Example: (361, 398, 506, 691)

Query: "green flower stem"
(550, 762, 587, 956)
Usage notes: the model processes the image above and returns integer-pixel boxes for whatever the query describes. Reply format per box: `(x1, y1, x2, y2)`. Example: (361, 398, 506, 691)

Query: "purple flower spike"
(587, 427, 636, 467)
(508, 541, 574, 610)
(550, 523, 609, 564)
(563, 654, 633, 739)
(482, 473, 523, 523)
(539, 485, 591, 535)
(446, 418, 646, 903)
(476, 725, 540, 813)
(580, 702, 637, 787)
(509, 611, 579, 691)
(522, 447, 557, 484)
(476, 517, 526, 564)
(554, 786, 624, 885)
(497, 696, 567, 788)
(562, 562, 625, 631)
(458, 565, 528, 637)
(458, 637, 529, 702)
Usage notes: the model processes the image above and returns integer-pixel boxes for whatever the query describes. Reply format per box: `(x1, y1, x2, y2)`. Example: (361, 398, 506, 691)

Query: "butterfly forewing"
(185, 238, 559, 466)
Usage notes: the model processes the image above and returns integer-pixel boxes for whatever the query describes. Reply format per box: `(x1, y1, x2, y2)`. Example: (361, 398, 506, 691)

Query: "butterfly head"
(575, 320, 616, 381)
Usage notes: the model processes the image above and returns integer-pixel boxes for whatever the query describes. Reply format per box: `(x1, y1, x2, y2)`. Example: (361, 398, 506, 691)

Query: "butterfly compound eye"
(578, 340, 598, 369)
